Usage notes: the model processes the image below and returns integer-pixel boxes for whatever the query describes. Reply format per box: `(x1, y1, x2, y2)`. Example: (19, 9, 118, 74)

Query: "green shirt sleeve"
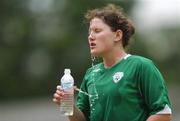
(139, 59, 171, 115)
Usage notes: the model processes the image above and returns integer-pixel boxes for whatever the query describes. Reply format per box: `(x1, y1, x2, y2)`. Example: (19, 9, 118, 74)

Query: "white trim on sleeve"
(156, 104, 172, 114)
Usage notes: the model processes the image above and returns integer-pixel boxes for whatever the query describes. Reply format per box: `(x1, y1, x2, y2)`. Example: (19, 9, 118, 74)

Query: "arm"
(139, 60, 172, 121)
(68, 105, 86, 121)
(146, 114, 172, 121)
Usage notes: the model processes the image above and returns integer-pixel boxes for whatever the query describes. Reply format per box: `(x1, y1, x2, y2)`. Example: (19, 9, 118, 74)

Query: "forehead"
(89, 18, 108, 28)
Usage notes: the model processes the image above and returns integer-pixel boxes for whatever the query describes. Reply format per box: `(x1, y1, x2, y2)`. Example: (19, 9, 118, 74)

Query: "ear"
(114, 30, 123, 42)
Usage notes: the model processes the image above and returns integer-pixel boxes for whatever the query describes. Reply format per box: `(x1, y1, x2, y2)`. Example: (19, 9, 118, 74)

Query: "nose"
(88, 32, 95, 42)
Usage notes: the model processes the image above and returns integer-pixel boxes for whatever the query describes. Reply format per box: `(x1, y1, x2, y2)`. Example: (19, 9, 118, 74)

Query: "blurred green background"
(0, 0, 179, 121)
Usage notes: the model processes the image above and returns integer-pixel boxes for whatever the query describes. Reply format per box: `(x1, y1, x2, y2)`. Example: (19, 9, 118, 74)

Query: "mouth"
(90, 43, 96, 48)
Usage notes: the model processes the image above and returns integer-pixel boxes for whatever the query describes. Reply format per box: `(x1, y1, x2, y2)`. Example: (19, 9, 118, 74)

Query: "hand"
(53, 85, 64, 105)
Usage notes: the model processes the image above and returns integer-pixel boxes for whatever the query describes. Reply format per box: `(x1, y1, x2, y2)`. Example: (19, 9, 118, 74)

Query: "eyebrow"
(89, 26, 101, 31)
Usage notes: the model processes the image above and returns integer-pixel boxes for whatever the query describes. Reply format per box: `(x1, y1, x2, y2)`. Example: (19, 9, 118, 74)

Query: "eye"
(94, 28, 101, 33)
(88, 28, 101, 35)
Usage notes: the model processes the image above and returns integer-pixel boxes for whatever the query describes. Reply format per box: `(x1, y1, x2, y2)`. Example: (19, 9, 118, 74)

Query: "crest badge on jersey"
(113, 72, 124, 83)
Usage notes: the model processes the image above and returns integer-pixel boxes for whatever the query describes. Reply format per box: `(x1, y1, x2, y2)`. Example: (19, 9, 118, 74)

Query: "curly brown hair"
(85, 4, 135, 48)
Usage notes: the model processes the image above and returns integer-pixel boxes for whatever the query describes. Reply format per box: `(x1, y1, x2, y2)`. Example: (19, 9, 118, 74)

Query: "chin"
(90, 50, 101, 57)
(90, 50, 97, 56)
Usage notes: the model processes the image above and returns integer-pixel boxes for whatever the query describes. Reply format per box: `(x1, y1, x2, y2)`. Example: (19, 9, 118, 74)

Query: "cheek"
(98, 34, 113, 47)
(96, 40, 112, 53)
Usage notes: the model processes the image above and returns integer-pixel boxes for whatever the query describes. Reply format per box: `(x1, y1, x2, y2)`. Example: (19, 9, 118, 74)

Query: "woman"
(53, 4, 172, 121)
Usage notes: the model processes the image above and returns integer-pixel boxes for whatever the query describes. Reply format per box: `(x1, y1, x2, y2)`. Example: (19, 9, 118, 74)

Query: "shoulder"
(126, 55, 158, 72)
(128, 55, 154, 66)
(128, 55, 162, 77)
(129, 55, 153, 63)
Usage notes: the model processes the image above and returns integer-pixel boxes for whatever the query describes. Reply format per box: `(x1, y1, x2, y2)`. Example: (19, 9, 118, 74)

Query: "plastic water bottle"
(60, 69, 74, 116)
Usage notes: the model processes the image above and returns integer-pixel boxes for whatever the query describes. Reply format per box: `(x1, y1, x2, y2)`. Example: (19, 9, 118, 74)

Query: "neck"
(103, 49, 127, 68)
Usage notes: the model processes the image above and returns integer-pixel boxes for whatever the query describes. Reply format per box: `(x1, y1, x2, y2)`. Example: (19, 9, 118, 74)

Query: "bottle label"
(62, 82, 73, 90)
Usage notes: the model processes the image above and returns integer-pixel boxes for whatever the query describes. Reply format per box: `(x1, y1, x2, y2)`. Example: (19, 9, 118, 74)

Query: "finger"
(56, 90, 64, 96)
(57, 85, 62, 90)
(54, 93, 63, 99)
(53, 98, 60, 105)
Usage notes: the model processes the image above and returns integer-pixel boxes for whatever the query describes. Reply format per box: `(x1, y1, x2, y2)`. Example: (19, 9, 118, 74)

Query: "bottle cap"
(64, 68, 71, 74)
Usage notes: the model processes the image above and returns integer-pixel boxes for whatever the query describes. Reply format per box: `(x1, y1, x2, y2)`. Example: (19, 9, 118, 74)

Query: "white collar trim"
(123, 54, 131, 60)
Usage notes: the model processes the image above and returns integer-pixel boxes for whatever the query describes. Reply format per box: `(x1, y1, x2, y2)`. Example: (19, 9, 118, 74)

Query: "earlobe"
(115, 30, 123, 42)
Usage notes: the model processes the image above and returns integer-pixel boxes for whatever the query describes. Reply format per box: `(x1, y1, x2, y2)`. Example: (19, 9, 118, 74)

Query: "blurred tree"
(1, 0, 179, 101)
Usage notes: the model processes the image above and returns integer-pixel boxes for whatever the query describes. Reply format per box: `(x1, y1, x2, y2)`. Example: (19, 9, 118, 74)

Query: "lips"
(90, 43, 96, 49)
(91, 43, 96, 46)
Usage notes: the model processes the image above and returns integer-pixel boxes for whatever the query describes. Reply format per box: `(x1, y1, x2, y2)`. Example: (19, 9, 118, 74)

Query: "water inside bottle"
(60, 93, 74, 116)
(60, 87, 74, 116)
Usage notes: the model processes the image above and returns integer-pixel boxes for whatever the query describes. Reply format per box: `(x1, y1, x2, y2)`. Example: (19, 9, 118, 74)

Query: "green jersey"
(76, 54, 171, 121)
